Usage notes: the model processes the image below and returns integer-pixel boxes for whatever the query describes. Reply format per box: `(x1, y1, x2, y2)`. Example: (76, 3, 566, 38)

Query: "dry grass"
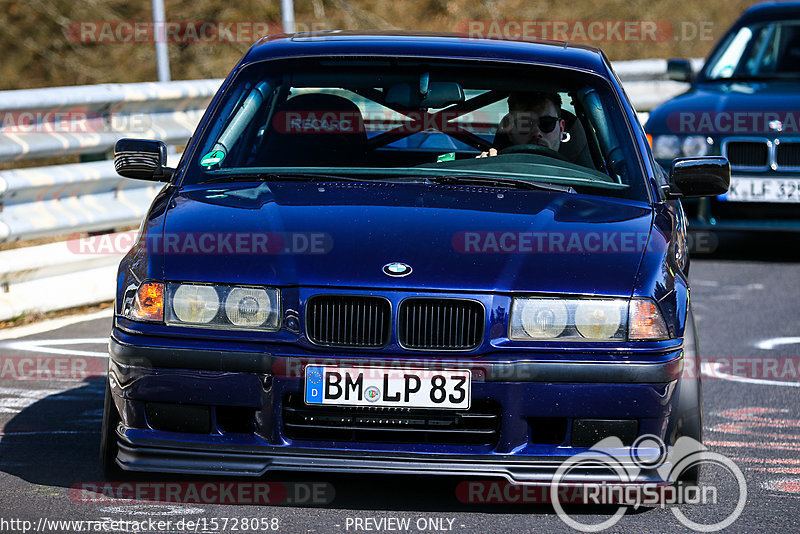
(0, 225, 138, 251)
(0, 300, 112, 329)
(1, 0, 758, 90)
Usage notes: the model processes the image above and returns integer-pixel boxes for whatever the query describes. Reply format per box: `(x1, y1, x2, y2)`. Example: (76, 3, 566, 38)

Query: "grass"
(1, 0, 758, 90)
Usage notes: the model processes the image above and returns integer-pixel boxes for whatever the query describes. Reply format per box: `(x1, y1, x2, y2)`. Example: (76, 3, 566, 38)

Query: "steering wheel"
(498, 143, 570, 162)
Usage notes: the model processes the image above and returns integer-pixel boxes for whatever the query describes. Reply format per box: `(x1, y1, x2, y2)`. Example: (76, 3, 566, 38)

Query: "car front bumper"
(107, 331, 684, 483)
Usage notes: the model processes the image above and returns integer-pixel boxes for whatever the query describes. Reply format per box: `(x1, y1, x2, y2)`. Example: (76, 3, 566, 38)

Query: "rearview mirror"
(385, 76, 465, 109)
(667, 156, 730, 198)
(667, 58, 693, 83)
(114, 138, 174, 182)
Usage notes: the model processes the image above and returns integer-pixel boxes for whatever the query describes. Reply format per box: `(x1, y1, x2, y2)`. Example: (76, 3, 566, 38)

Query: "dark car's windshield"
(185, 58, 648, 201)
(704, 19, 800, 81)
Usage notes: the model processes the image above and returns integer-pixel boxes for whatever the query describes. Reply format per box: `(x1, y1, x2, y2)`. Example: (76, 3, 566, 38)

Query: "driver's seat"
(492, 110, 594, 168)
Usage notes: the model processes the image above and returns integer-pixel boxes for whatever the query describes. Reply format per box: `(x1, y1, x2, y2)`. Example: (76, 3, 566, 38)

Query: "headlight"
(653, 135, 681, 160)
(510, 298, 627, 341)
(165, 282, 280, 331)
(681, 135, 711, 157)
(224, 287, 274, 327)
(172, 284, 219, 324)
(652, 134, 712, 159)
(517, 299, 568, 339)
(574, 300, 624, 339)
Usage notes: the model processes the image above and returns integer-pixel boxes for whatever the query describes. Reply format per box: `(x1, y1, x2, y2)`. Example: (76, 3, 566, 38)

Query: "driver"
(478, 92, 566, 157)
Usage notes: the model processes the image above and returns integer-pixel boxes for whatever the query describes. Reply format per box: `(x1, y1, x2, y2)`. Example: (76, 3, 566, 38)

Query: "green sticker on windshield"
(437, 152, 455, 163)
(200, 150, 225, 167)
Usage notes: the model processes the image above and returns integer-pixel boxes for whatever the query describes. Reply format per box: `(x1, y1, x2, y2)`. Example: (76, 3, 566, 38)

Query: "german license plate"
(721, 176, 800, 202)
(304, 366, 471, 409)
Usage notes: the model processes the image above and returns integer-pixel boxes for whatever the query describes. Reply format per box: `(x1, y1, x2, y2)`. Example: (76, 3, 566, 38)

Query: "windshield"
(185, 58, 648, 201)
(704, 20, 800, 80)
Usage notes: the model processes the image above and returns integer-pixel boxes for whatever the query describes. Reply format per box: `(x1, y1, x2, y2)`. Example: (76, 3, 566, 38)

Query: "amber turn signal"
(132, 281, 164, 322)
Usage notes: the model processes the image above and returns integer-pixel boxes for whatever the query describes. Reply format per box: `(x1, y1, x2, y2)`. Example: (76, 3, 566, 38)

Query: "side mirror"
(667, 58, 693, 83)
(667, 157, 730, 199)
(114, 138, 174, 182)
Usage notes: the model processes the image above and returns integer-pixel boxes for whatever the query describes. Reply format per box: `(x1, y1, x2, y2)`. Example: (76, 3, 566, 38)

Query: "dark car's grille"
(398, 298, 484, 350)
(306, 295, 390, 347)
(282, 393, 500, 445)
(777, 142, 800, 169)
(724, 141, 769, 168)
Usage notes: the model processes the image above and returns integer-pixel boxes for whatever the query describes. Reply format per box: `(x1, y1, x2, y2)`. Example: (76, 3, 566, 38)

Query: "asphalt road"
(0, 232, 798, 533)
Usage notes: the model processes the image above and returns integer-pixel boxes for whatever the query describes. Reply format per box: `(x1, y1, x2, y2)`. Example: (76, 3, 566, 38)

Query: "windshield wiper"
(429, 175, 575, 193)
(201, 172, 576, 193)
(202, 172, 376, 184)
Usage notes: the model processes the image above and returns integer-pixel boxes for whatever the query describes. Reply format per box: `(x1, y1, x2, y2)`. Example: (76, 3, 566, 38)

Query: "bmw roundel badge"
(382, 262, 412, 277)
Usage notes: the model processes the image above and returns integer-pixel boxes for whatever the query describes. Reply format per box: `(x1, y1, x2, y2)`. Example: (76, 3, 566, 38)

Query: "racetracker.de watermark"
(667, 110, 800, 134)
(456, 20, 715, 43)
(271, 357, 489, 380)
(68, 21, 330, 44)
(69, 481, 333, 506)
(0, 356, 105, 381)
(457, 480, 711, 505)
(271, 109, 495, 135)
(685, 355, 800, 382)
(0, 109, 160, 134)
(66, 231, 332, 256)
(452, 231, 651, 254)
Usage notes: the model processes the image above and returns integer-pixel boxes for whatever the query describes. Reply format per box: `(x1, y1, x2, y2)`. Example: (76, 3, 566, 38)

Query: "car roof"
(738, 1, 800, 24)
(240, 31, 611, 76)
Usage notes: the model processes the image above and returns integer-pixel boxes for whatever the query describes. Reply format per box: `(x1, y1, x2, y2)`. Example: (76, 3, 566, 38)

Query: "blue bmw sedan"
(102, 32, 729, 486)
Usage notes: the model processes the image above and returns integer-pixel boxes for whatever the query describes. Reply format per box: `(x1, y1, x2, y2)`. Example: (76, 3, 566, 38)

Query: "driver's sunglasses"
(511, 114, 560, 134)
(535, 116, 560, 133)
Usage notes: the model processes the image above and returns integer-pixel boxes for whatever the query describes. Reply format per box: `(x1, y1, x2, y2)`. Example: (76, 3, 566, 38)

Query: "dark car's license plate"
(723, 176, 800, 203)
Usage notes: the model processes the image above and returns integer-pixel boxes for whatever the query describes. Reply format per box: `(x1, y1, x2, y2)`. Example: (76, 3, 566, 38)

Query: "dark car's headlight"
(652, 134, 711, 159)
(124, 281, 280, 331)
(509, 297, 669, 341)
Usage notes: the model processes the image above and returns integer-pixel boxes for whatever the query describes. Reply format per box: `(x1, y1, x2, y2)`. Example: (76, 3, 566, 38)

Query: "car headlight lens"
(510, 298, 627, 341)
(652, 134, 712, 159)
(165, 282, 280, 330)
(225, 287, 274, 327)
(518, 299, 568, 339)
(172, 284, 219, 324)
(681, 135, 711, 157)
(652, 135, 681, 160)
(574, 300, 624, 339)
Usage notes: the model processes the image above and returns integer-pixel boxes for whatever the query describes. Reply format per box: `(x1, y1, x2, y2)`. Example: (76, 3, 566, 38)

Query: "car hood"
(646, 81, 800, 135)
(160, 181, 653, 296)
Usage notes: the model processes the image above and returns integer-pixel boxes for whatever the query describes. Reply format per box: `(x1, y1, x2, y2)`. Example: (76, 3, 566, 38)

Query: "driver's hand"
(476, 148, 498, 158)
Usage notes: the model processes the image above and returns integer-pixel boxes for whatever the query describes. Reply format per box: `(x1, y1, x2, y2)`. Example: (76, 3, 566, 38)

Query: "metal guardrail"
(0, 58, 699, 321)
(0, 159, 168, 242)
(0, 80, 218, 243)
(0, 80, 218, 162)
